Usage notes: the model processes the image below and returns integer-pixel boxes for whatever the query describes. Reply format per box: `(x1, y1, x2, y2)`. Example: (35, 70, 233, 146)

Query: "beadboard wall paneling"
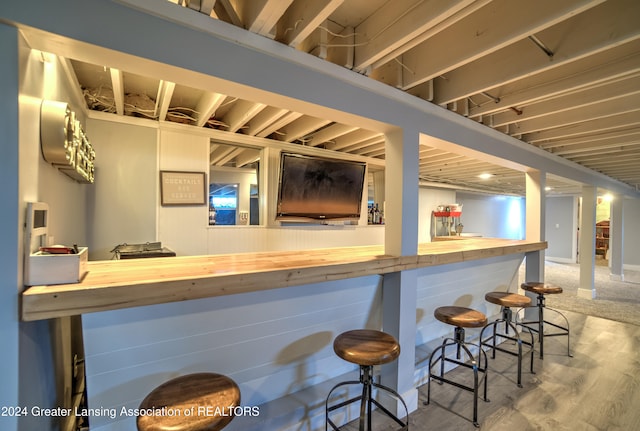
(206, 225, 386, 255)
(415, 253, 523, 353)
(81, 275, 382, 430)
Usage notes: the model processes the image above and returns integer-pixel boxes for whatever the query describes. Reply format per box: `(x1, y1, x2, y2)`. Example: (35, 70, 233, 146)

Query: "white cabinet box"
(25, 247, 88, 286)
(24, 202, 89, 286)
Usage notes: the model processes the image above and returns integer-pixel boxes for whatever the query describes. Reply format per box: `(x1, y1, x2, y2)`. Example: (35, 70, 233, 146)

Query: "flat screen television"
(276, 152, 366, 221)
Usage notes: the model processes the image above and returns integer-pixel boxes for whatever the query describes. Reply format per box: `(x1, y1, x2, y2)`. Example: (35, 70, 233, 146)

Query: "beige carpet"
(520, 259, 640, 327)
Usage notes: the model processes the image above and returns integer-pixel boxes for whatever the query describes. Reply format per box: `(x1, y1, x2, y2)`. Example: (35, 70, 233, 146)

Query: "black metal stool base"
(326, 365, 409, 431)
(517, 294, 572, 359)
(480, 307, 535, 387)
(425, 327, 489, 428)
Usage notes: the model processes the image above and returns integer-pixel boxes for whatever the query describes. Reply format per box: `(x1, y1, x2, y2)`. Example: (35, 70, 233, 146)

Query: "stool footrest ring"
(425, 336, 489, 428)
(325, 366, 409, 431)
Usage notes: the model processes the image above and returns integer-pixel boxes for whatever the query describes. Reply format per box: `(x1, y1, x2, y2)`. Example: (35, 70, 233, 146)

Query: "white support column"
(524, 170, 546, 282)
(578, 186, 597, 299)
(609, 194, 624, 281)
(384, 128, 419, 256)
(381, 128, 419, 414)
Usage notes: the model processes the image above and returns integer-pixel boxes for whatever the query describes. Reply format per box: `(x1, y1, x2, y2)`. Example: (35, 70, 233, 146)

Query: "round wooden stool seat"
(333, 329, 400, 366)
(137, 372, 241, 431)
(485, 292, 531, 308)
(434, 306, 487, 328)
(521, 282, 563, 295)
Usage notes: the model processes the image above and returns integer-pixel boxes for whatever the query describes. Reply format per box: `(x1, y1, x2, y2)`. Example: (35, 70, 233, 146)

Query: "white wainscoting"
(206, 225, 385, 255)
(82, 275, 383, 430)
(414, 253, 524, 385)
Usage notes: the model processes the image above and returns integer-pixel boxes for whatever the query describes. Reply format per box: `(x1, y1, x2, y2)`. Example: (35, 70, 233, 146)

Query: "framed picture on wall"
(160, 171, 207, 206)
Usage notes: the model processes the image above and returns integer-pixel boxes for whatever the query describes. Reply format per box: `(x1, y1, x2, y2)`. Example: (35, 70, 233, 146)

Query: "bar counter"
(21, 237, 545, 321)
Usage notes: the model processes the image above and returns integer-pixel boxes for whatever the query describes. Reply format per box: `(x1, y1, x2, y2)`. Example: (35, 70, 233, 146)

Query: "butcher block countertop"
(21, 238, 546, 321)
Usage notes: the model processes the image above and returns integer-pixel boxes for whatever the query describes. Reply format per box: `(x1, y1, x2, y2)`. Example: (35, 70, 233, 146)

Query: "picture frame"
(160, 171, 207, 206)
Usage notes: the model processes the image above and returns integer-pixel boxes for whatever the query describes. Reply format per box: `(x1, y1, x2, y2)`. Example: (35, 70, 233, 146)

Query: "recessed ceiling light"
(478, 173, 493, 180)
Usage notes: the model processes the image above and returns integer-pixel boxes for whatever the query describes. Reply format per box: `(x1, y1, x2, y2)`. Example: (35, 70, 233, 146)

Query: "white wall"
(455, 192, 525, 239)
(86, 120, 158, 260)
(545, 196, 578, 263)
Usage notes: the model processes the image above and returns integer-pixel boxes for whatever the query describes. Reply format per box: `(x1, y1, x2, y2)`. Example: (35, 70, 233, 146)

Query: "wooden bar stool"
(519, 282, 572, 359)
(425, 306, 489, 428)
(325, 329, 409, 431)
(480, 292, 535, 387)
(137, 372, 241, 431)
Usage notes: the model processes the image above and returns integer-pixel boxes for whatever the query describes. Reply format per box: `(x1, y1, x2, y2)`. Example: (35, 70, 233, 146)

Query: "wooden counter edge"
(21, 239, 546, 321)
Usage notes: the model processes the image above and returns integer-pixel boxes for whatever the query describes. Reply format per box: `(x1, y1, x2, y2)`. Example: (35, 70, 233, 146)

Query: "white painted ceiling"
(68, 0, 640, 196)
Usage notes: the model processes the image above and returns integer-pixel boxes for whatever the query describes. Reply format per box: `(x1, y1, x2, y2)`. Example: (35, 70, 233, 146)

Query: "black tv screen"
(276, 153, 366, 220)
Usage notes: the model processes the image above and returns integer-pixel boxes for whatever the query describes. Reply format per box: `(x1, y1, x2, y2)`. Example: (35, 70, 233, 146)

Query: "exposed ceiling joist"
(109, 67, 124, 115)
(277, 0, 344, 47)
(431, 0, 640, 104)
(194, 92, 226, 127)
(396, 0, 604, 91)
(490, 74, 640, 128)
(44, 0, 640, 196)
(239, 0, 293, 36)
(155, 80, 176, 121)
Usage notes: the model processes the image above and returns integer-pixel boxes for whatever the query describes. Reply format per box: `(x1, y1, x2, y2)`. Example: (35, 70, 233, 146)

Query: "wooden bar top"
(20, 238, 545, 321)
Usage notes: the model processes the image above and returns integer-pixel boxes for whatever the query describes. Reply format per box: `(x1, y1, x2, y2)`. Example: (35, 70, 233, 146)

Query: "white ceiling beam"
(540, 129, 640, 151)
(245, 106, 289, 136)
(549, 137, 640, 157)
(395, 0, 604, 90)
(431, 0, 640, 103)
(491, 74, 640, 127)
(277, 0, 343, 47)
(553, 139, 640, 158)
(256, 112, 302, 138)
(307, 123, 359, 147)
(324, 129, 381, 151)
(194, 92, 226, 127)
(339, 136, 385, 153)
(355, 0, 478, 71)
(210, 144, 236, 165)
(109, 67, 124, 115)
(238, 0, 293, 36)
(186, 0, 201, 11)
(198, 0, 216, 16)
(216, 146, 244, 165)
(359, 144, 386, 158)
(233, 148, 261, 167)
(58, 56, 88, 109)
(509, 93, 640, 136)
(468, 40, 640, 119)
(325, 26, 355, 69)
(154, 80, 176, 121)
(419, 152, 467, 166)
(278, 116, 331, 142)
(221, 100, 267, 132)
(523, 111, 640, 143)
(213, 0, 242, 27)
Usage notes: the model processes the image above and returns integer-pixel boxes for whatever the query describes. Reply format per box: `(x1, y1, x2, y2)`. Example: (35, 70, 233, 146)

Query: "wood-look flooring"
(344, 310, 640, 430)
